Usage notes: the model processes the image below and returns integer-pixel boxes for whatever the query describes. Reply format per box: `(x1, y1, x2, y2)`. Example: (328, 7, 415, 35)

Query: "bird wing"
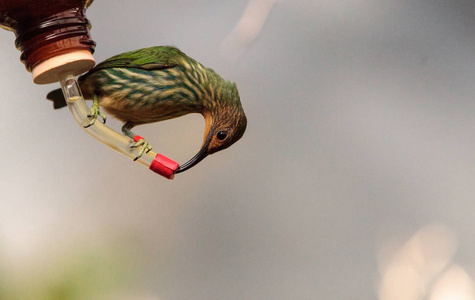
(86, 46, 185, 73)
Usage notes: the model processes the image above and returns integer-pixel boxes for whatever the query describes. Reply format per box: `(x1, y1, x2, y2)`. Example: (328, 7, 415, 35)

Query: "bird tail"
(46, 88, 68, 109)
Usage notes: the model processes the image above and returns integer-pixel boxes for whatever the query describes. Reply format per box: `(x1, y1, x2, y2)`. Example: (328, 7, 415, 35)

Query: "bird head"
(176, 80, 247, 173)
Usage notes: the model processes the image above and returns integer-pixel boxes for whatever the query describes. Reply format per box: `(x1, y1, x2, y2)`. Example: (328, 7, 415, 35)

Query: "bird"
(47, 46, 247, 173)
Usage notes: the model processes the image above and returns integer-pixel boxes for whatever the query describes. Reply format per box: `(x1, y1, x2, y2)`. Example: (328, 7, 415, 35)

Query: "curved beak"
(176, 137, 211, 173)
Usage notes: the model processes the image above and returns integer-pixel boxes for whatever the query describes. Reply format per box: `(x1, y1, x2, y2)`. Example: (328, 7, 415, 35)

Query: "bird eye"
(217, 131, 228, 140)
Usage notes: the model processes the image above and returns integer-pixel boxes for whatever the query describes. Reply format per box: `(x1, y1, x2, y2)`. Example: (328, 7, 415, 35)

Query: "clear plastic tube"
(59, 74, 178, 179)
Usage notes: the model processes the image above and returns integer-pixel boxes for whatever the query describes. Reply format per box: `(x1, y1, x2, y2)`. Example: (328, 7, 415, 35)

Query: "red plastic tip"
(150, 153, 179, 179)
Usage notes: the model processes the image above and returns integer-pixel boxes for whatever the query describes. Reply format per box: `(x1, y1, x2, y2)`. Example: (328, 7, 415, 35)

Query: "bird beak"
(175, 135, 211, 173)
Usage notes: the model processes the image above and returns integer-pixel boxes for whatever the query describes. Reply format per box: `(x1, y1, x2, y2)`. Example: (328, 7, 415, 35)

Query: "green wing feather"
(86, 46, 186, 73)
(48, 46, 196, 109)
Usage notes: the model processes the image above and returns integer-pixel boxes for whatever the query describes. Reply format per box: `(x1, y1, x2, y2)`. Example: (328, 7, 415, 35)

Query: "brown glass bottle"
(0, 0, 96, 83)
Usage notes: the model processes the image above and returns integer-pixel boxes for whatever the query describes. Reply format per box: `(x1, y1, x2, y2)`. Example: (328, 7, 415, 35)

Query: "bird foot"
(131, 135, 152, 161)
(84, 96, 106, 128)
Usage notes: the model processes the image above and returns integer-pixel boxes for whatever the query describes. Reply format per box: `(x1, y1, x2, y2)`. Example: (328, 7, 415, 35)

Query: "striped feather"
(77, 46, 243, 129)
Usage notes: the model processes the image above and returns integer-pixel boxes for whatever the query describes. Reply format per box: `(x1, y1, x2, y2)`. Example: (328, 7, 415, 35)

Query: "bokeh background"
(1, 0, 475, 299)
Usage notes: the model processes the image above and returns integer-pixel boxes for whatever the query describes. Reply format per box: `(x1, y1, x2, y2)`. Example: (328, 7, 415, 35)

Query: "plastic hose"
(59, 74, 178, 179)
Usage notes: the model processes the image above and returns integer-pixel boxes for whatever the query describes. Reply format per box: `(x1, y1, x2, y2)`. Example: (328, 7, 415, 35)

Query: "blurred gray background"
(1, 0, 475, 299)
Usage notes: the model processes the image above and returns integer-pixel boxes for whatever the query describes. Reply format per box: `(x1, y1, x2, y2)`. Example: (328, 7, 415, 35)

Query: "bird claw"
(84, 98, 106, 128)
(131, 138, 153, 161)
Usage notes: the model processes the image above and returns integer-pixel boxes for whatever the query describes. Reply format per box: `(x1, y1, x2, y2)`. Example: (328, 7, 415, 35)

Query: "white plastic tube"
(59, 74, 178, 179)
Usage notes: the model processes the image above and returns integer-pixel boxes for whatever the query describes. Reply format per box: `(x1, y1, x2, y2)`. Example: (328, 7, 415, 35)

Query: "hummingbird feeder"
(0, 0, 179, 179)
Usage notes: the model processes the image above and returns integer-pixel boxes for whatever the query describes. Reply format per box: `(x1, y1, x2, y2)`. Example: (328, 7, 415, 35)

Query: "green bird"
(47, 46, 247, 173)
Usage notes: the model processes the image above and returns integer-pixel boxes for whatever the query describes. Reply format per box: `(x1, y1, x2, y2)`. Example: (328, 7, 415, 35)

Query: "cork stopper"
(32, 50, 95, 84)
